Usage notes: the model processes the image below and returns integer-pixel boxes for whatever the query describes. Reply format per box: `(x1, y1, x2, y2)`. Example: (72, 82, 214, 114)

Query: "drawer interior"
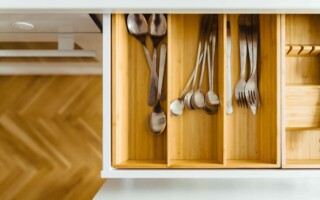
(111, 14, 280, 169)
(284, 14, 320, 168)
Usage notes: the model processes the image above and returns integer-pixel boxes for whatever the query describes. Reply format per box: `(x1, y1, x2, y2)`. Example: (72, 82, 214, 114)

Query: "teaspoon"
(191, 43, 207, 109)
(170, 66, 198, 116)
(184, 16, 208, 110)
(205, 18, 220, 114)
(127, 14, 157, 106)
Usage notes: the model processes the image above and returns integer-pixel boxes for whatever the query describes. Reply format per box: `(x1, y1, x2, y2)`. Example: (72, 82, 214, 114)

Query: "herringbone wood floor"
(0, 76, 104, 200)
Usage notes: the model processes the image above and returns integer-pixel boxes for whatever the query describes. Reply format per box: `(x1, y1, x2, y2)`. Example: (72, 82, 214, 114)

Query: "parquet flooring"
(0, 76, 104, 200)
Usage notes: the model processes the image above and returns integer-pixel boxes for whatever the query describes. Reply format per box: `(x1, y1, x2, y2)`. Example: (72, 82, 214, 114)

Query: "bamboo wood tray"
(110, 14, 320, 169)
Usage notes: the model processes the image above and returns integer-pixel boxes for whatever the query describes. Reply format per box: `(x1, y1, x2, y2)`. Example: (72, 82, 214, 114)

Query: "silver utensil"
(148, 44, 167, 134)
(184, 15, 208, 110)
(226, 21, 233, 115)
(205, 16, 219, 114)
(191, 42, 207, 109)
(191, 15, 213, 110)
(170, 64, 199, 116)
(204, 42, 218, 115)
(235, 15, 248, 108)
(245, 15, 260, 115)
(127, 14, 157, 107)
(148, 14, 167, 103)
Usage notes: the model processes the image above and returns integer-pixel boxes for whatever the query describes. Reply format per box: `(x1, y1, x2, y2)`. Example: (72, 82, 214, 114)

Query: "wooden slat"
(0, 76, 103, 200)
(286, 85, 320, 128)
(169, 160, 223, 168)
(285, 159, 320, 168)
(113, 160, 167, 169)
(286, 130, 320, 165)
(286, 107, 320, 128)
(226, 159, 279, 168)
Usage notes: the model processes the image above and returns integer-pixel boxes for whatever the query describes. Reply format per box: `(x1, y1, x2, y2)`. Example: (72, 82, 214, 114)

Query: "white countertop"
(94, 178, 320, 200)
(1, 0, 320, 13)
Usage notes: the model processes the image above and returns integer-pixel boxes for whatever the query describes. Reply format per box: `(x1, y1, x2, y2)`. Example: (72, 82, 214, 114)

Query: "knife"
(226, 21, 233, 115)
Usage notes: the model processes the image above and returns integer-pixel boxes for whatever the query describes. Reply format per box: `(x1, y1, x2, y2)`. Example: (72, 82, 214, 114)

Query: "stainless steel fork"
(235, 15, 248, 108)
(245, 14, 260, 115)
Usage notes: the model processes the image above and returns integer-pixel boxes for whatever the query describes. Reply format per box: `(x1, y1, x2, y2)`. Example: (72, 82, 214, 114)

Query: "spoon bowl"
(127, 14, 148, 43)
(205, 91, 220, 106)
(170, 98, 185, 116)
(191, 90, 205, 109)
(148, 102, 167, 135)
(148, 14, 167, 46)
(184, 90, 194, 110)
(204, 105, 218, 115)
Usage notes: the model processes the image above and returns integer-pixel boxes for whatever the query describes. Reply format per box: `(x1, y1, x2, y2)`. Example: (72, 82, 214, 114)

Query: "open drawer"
(109, 14, 280, 169)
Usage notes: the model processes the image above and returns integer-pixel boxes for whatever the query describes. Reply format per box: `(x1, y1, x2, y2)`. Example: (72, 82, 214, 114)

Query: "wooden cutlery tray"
(111, 14, 319, 169)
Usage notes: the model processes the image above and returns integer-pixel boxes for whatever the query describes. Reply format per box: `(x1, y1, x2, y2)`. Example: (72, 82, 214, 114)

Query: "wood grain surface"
(284, 14, 320, 168)
(0, 76, 104, 200)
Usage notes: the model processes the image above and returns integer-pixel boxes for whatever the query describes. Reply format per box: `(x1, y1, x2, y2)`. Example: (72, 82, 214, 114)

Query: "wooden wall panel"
(0, 76, 104, 200)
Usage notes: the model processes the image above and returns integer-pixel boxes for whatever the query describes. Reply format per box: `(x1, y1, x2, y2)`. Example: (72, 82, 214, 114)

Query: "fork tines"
(235, 14, 260, 115)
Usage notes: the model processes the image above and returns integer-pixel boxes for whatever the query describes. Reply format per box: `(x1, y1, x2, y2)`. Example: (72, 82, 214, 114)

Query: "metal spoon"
(127, 14, 157, 107)
(184, 16, 208, 110)
(204, 41, 218, 115)
(191, 43, 207, 109)
(170, 65, 198, 116)
(170, 51, 204, 116)
(148, 44, 167, 135)
(205, 18, 220, 112)
(148, 14, 167, 101)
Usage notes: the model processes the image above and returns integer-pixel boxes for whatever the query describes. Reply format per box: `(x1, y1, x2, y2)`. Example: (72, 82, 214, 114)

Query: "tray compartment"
(167, 14, 225, 168)
(226, 14, 280, 168)
(284, 14, 320, 168)
(111, 14, 167, 168)
(286, 130, 320, 168)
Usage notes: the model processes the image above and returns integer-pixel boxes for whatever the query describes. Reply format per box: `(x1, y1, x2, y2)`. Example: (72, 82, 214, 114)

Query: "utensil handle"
(158, 44, 167, 100)
(198, 43, 207, 89)
(252, 14, 259, 76)
(211, 19, 217, 91)
(148, 48, 158, 106)
(180, 52, 204, 98)
(207, 43, 212, 91)
(143, 45, 153, 71)
(245, 15, 254, 78)
(239, 15, 247, 80)
(252, 14, 260, 106)
(226, 21, 233, 115)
